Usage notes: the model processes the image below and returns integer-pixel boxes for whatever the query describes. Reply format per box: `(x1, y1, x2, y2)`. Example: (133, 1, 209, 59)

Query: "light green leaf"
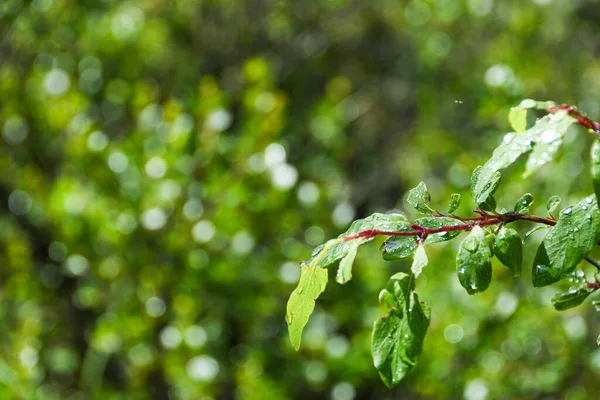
(372, 273, 430, 388)
(456, 226, 493, 295)
(493, 227, 522, 276)
(336, 240, 364, 284)
(591, 139, 600, 202)
(524, 111, 575, 177)
(411, 244, 428, 278)
(514, 193, 534, 213)
(407, 182, 436, 214)
(381, 217, 462, 260)
(524, 225, 550, 242)
(447, 193, 461, 213)
(471, 166, 501, 208)
(551, 285, 596, 311)
(532, 195, 600, 287)
(546, 195, 561, 215)
(286, 263, 328, 350)
(472, 109, 576, 206)
(509, 107, 527, 133)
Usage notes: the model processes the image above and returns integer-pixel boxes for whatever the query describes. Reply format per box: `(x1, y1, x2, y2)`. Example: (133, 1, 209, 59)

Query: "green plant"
(285, 100, 600, 388)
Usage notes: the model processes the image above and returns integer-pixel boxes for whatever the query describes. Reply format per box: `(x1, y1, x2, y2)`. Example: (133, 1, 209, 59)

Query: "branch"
(342, 211, 556, 241)
(548, 105, 600, 136)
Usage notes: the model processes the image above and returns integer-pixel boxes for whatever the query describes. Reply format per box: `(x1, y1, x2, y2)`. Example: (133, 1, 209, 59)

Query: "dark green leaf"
(372, 273, 431, 388)
(591, 139, 600, 202)
(514, 193, 533, 213)
(551, 285, 596, 311)
(509, 107, 527, 133)
(546, 195, 561, 215)
(381, 217, 462, 260)
(456, 226, 493, 295)
(447, 193, 461, 213)
(286, 263, 328, 350)
(532, 195, 600, 287)
(493, 227, 522, 276)
(407, 182, 436, 214)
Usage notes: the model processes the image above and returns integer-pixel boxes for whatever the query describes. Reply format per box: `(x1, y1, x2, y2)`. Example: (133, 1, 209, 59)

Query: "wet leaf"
(407, 182, 436, 214)
(372, 273, 430, 388)
(551, 285, 596, 311)
(532, 195, 600, 287)
(411, 244, 428, 278)
(514, 193, 534, 214)
(591, 139, 600, 202)
(286, 263, 328, 350)
(447, 193, 461, 213)
(493, 227, 522, 276)
(456, 226, 492, 295)
(546, 195, 561, 215)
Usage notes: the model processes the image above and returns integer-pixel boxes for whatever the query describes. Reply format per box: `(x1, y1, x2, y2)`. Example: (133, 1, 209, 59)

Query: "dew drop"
(586, 197, 594, 204)
(563, 208, 572, 215)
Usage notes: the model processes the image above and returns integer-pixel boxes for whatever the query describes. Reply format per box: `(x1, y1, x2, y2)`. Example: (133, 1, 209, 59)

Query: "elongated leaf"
(472, 110, 576, 206)
(532, 195, 600, 287)
(591, 139, 600, 202)
(471, 166, 501, 208)
(509, 107, 527, 133)
(551, 285, 596, 311)
(514, 193, 533, 214)
(381, 217, 462, 260)
(286, 264, 328, 350)
(336, 239, 364, 284)
(411, 245, 428, 278)
(372, 273, 430, 388)
(456, 226, 492, 295)
(524, 111, 575, 177)
(447, 193, 461, 213)
(546, 195, 561, 215)
(493, 227, 522, 276)
(407, 182, 435, 214)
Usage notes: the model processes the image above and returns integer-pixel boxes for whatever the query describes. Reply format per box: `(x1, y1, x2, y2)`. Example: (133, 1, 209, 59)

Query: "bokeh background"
(2, 0, 600, 399)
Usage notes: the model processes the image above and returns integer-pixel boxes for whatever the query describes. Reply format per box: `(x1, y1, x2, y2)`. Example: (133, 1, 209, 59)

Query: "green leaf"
(335, 239, 365, 284)
(286, 263, 328, 350)
(509, 107, 527, 133)
(456, 226, 492, 295)
(493, 227, 522, 276)
(546, 195, 561, 215)
(591, 139, 600, 202)
(524, 225, 550, 242)
(551, 285, 596, 311)
(411, 244, 428, 278)
(532, 195, 600, 287)
(372, 273, 431, 388)
(514, 193, 534, 213)
(447, 193, 461, 213)
(472, 110, 576, 205)
(309, 213, 412, 269)
(407, 182, 436, 214)
(524, 110, 575, 177)
(471, 166, 501, 208)
(381, 217, 462, 260)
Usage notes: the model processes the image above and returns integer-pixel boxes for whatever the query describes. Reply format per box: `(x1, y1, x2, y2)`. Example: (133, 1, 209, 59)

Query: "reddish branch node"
(548, 105, 600, 135)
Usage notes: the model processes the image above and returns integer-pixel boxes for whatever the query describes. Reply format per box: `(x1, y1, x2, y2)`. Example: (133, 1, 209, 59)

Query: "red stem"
(548, 105, 600, 135)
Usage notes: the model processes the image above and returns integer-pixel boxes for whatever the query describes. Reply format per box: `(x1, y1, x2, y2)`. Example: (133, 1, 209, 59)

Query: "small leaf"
(514, 193, 533, 214)
(597, 335, 600, 346)
(509, 107, 527, 133)
(407, 182, 436, 214)
(456, 226, 493, 295)
(372, 274, 430, 388)
(447, 193, 461, 213)
(471, 166, 501, 208)
(381, 217, 462, 260)
(493, 227, 522, 276)
(591, 139, 600, 202)
(286, 263, 328, 350)
(411, 244, 428, 278)
(532, 195, 600, 287)
(551, 285, 596, 311)
(546, 195, 561, 215)
(336, 240, 362, 284)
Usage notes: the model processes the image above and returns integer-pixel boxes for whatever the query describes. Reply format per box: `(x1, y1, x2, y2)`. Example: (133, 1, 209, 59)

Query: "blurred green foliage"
(1, 0, 600, 399)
